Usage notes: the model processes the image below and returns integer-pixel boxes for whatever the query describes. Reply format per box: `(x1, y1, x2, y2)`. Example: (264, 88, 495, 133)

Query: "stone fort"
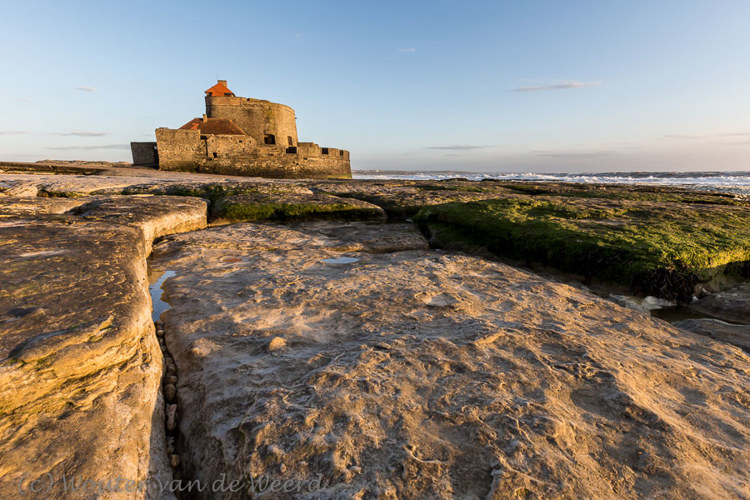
(131, 80, 351, 178)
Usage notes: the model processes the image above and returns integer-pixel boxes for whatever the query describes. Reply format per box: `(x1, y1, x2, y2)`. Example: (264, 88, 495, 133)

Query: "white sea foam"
(353, 170, 750, 195)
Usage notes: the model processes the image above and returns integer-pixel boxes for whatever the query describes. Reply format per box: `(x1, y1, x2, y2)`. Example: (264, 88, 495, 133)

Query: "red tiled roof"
(179, 118, 246, 135)
(205, 81, 234, 96)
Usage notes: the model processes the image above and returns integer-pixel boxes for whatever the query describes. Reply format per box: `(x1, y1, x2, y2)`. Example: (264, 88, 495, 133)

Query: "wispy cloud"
(14, 97, 31, 103)
(398, 48, 416, 53)
(534, 150, 617, 159)
(294, 33, 304, 38)
(47, 144, 130, 151)
(662, 131, 750, 140)
(662, 134, 703, 140)
(51, 131, 112, 137)
(74, 86, 97, 92)
(0, 131, 26, 135)
(515, 81, 602, 92)
(426, 145, 488, 151)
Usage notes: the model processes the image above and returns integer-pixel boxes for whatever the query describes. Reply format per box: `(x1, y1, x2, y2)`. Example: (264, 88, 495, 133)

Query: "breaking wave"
(353, 170, 750, 195)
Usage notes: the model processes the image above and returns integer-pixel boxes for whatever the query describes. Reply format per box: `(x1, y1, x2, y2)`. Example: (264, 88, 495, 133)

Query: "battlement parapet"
(295, 142, 350, 160)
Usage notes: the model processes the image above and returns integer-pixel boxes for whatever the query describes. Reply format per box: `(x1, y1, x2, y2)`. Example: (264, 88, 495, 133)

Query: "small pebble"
(156, 329, 165, 337)
(268, 337, 287, 351)
(165, 384, 177, 402)
(166, 365, 177, 376)
(155, 321, 164, 329)
(166, 375, 178, 386)
(167, 443, 175, 454)
(170, 454, 181, 468)
(166, 404, 178, 431)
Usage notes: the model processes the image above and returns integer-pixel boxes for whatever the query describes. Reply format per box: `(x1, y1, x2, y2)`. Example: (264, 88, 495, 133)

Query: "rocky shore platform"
(1, 161, 749, 499)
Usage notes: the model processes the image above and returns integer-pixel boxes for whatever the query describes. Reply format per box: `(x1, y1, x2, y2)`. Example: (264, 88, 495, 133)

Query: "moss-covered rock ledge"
(212, 192, 385, 223)
(415, 196, 750, 303)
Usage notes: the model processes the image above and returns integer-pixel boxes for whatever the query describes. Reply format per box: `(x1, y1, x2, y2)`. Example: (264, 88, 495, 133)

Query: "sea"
(353, 170, 750, 196)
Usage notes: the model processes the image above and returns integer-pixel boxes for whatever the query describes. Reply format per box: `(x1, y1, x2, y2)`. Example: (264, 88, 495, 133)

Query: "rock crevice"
(0, 196, 207, 499)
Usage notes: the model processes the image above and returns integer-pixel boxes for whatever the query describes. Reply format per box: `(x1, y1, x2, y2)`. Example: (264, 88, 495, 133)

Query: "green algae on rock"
(414, 196, 750, 303)
(120, 181, 313, 201)
(211, 192, 386, 223)
(313, 179, 518, 218)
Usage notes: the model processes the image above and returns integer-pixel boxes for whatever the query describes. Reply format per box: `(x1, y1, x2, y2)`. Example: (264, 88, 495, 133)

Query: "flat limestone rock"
(0, 218, 168, 499)
(674, 318, 750, 352)
(288, 221, 429, 253)
(0, 180, 38, 197)
(0, 196, 89, 215)
(692, 283, 750, 324)
(0, 172, 312, 198)
(0, 196, 208, 499)
(0, 173, 170, 196)
(69, 195, 208, 252)
(313, 179, 518, 217)
(151, 221, 427, 260)
(152, 222, 750, 499)
(1, 168, 749, 499)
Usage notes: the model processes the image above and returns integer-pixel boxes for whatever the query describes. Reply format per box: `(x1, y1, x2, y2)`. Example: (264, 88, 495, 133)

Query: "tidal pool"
(321, 257, 360, 265)
(149, 269, 176, 322)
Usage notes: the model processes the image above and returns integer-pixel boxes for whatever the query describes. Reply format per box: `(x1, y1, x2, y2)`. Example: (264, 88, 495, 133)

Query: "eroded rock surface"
(313, 180, 518, 218)
(153, 222, 750, 499)
(675, 318, 750, 353)
(212, 192, 386, 222)
(2, 164, 749, 499)
(0, 196, 88, 215)
(692, 283, 750, 324)
(69, 196, 209, 253)
(0, 196, 207, 499)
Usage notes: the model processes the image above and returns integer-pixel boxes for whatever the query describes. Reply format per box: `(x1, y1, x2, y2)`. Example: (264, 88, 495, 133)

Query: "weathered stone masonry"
(131, 80, 351, 179)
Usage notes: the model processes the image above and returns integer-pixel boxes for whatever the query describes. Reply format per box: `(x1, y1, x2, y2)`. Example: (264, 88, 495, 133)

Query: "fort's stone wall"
(156, 129, 350, 179)
(155, 129, 204, 171)
(130, 142, 158, 166)
(191, 148, 351, 179)
(206, 134, 257, 159)
(206, 96, 298, 147)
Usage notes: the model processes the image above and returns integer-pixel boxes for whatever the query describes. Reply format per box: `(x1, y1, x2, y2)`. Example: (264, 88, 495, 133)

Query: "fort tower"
(205, 81, 299, 148)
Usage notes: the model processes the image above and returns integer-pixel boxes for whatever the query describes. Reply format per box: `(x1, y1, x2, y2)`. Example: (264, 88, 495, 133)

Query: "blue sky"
(2, 0, 750, 172)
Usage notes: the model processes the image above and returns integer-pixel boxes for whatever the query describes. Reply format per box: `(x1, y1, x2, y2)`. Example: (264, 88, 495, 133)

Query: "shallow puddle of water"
(149, 270, 176, 322)
(321, 257, 360, 264)
(649, 305, 713, 322)
(609, 294, 718, 323)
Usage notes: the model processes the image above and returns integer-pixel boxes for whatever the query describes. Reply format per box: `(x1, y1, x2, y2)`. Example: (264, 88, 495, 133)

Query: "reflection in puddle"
(321, 257, 360, 265)
(610, 294, 676, 311)
(149, 270, 176, 322)
(609, 294, 716, 323)
(650, 305, 712, 323)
